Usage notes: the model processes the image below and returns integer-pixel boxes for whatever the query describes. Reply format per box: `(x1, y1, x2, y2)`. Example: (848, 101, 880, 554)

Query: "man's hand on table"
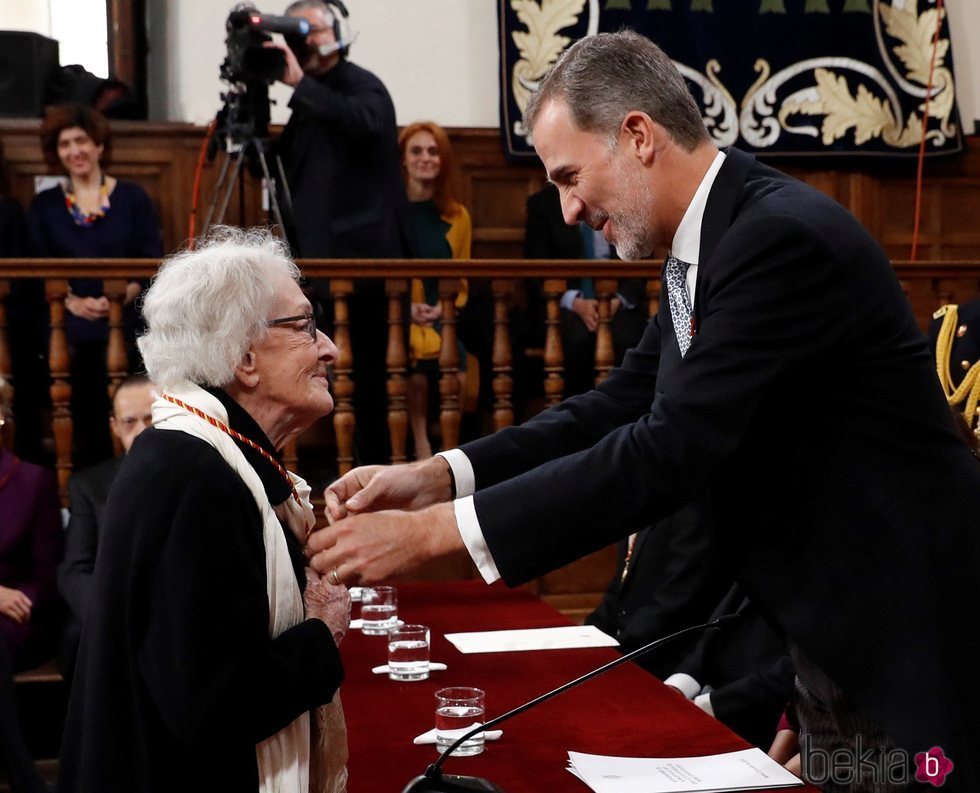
(324, 456, 454, 523)
(307, 502, 465, 585)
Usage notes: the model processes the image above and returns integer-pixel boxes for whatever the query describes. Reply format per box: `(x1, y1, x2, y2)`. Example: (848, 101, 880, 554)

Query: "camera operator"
(270, 0, 415, 464)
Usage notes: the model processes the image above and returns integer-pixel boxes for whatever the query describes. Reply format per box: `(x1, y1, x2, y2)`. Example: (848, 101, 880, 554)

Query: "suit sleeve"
(59, 474, 100, 620)
(474, 216, 847, 584)
(136, 470, 343, 745)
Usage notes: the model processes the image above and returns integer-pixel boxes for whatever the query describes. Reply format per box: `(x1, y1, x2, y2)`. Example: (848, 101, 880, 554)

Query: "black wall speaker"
(0, 31, 60, 118)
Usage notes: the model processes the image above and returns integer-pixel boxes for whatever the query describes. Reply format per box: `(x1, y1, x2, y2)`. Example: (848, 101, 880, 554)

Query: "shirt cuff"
(663, 673, 701, 700)
(437, 449, 475, 498)
(560, 289, 580, 311)
(453, 496, 501, 583)
(694, 692, 715, 717)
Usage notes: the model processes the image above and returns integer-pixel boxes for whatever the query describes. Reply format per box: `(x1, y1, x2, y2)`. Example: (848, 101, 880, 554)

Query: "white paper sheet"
(443, 625, 619, 654)
(567, 748, 803, 793)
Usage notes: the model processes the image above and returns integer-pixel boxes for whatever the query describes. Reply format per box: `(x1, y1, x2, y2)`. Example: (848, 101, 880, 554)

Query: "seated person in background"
(585, 494, 730, 680)
(57, 228, 350, 793)
(57, 373, 155, 679)
(663, 583, 794, 750)
(0, 375, 63, 793)
(27, 103, 162, 467)
(398, 121, 473, 459)
(524, 182, 648, 397)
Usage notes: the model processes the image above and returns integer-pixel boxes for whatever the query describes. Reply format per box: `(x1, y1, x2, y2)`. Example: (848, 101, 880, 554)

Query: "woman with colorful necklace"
(27, 104, 162, 466)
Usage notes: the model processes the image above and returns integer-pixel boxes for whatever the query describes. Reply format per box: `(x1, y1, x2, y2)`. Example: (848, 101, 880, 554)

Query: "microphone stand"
(402, 615, 738, 793)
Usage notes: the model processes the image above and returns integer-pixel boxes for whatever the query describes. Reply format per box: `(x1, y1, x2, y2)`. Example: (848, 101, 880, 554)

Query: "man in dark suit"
(57, 374, 154, 677)
(273, 0, 415, 463)
(663, 584, 794, 751)
(312, 31, 980, 790)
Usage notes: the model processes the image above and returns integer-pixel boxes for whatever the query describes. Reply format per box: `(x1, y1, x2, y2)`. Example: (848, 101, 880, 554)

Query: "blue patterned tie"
(665, 254, 694, 357)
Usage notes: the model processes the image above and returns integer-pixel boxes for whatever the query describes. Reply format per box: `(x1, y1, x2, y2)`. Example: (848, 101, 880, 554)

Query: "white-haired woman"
(58, 228, 350, 793)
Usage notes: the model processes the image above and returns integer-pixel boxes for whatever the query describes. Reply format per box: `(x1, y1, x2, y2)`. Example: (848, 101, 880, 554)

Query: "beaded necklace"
(63, 172, 110, 227)
(161, 393, 302, 508)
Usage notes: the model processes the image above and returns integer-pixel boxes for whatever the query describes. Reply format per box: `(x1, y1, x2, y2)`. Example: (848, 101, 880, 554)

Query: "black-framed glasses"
(267, 313, 317, 342)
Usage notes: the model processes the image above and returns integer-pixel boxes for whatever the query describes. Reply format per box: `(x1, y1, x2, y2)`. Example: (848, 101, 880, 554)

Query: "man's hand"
(66, 295, 110, 321)
(264, 41, 304, 87)
(307, 503, 464, 585)
(572, 296, 599, 331)
(324, 457, 453, 524)
(0, 586, 32, 624)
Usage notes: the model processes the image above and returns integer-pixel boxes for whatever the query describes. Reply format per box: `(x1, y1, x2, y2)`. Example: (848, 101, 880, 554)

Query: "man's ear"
(234, 350, 260, 389)
(621, 111, 657, 165)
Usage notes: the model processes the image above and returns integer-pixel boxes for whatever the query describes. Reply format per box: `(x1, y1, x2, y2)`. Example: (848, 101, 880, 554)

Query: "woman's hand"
(411, 302, 441, 326)
(0, 585, 32, 624)
(304, 569, 352, 646)
(66, 294, 110, 321)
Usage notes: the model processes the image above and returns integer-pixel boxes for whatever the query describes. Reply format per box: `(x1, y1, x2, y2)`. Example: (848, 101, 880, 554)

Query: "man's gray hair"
(137, 226, 300, 390)
(285, 0, 335, 22)
(523, 30, 709, 152)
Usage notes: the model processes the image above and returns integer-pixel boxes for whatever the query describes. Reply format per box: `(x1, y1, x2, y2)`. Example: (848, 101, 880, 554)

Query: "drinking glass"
(388, 624, 430, 681)
(360, 585, 398, 635)
(434, 686, 486, 756)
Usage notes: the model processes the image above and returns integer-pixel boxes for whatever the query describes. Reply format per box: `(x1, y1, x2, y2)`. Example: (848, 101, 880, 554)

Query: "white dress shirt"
(439, 151, 727, 584)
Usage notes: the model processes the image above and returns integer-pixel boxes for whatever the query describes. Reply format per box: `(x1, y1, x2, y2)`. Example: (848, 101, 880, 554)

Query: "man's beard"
(608, 159, 655, 261)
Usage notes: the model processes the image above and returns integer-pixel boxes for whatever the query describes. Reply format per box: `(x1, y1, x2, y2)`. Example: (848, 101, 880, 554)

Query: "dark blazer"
(460, 148, 980, 786)
(672, 584, 793, 750)
(278, 59, 414, 259)
(585, 494, 730, 679)
(59, 455, 122, 623)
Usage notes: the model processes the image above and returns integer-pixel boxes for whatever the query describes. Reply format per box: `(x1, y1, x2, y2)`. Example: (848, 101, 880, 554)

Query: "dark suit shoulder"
(69, 456, 123, 503)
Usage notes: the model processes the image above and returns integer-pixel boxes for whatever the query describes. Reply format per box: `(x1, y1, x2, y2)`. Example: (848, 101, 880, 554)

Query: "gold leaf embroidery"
(511, 0, 586, 115)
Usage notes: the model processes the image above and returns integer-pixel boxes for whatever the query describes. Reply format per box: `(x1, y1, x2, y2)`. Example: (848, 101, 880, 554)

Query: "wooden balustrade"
(2, 257, 979, 507)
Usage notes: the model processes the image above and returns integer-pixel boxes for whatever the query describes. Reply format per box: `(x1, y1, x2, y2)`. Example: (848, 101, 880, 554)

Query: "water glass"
(434, 686, 486, 756)
(387, 624, 430, 681)
(361, 585, 398, 635)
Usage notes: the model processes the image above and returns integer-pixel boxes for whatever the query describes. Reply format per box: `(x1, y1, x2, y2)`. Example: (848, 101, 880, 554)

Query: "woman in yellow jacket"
(398, 121, 472, 459)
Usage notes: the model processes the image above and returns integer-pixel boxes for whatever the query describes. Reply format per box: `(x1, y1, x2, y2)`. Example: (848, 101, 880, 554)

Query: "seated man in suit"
(57, 374, 154, 677)
(663, 583, 794, 750)
(585, 494, 730, 679)
(524, 182, 648, 397)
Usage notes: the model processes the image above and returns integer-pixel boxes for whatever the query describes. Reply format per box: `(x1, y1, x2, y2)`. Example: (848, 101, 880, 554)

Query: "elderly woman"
(57, 228, 350, 793)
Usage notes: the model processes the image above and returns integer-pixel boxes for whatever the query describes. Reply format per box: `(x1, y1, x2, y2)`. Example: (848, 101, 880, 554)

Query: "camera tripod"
(199, 84, 297, 245)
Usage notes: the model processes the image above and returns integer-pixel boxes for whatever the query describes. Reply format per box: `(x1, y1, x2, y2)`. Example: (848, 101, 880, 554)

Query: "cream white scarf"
(152, 382, 315, 793)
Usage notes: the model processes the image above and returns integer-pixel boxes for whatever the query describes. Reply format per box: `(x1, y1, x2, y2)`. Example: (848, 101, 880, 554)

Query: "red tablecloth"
(340, 580, 814, 792)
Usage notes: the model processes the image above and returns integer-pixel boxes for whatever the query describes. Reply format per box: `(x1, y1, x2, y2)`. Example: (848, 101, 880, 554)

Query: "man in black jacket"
(274, 0, 414, 463)
(314, 31, 980, 790)
(57, 373, 155, 678)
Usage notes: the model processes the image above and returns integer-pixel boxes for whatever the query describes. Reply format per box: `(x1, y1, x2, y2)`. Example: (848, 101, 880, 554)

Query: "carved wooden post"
(46, 279, 72, 504)
(437, 278, 461, 451)
(385, 278, 409, 464)
(0, 280, 9, 448)
(329, 279, 355, 476)
(104, 279, 128, 457)
(0, 280, 10, 382)
(647, 278, 661, 320)
(542, 278, 565, 407)
(491, 279, 514, 431)
(594, 277, 617, 386)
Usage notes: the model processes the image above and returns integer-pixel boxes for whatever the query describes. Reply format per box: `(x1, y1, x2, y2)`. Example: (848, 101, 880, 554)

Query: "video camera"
(221, 2, 309, 85)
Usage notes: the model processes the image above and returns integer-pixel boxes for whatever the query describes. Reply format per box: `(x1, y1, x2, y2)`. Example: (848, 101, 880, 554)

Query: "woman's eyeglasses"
(267, 313, 317, 342)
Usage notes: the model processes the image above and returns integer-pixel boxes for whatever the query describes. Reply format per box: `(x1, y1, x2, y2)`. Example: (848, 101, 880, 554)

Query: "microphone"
(402, 614, 739, 793)
(318, 31, 359, 57)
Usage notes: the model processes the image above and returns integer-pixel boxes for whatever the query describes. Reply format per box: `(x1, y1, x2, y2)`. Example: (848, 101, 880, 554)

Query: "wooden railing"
(2, 257, 979, 505)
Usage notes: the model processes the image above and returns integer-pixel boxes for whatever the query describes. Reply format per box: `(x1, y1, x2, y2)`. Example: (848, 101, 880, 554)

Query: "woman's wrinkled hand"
(304, 569, 352, 646)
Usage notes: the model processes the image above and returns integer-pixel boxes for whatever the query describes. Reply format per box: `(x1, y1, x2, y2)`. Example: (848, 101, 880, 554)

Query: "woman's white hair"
(138, 226, 300, 390)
